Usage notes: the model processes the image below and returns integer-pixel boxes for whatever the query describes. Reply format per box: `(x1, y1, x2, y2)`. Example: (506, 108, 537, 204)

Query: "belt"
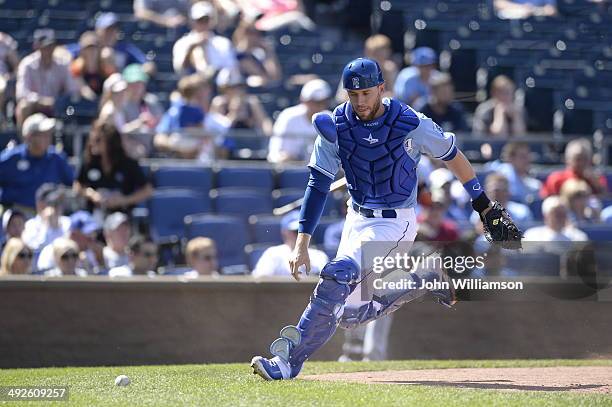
(352, 202, 397, 218)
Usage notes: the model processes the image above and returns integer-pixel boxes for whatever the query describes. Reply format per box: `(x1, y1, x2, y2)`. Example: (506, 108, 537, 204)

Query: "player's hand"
(289, 233, 311, 281)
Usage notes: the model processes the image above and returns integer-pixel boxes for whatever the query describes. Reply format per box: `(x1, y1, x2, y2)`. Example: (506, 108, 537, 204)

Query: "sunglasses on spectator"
(194, 253, 216, 261)
(196, 16, 210, 23)
(141, 251, 157, 258)
(60, 251, 79, 261)
(17, 251, 33, 260)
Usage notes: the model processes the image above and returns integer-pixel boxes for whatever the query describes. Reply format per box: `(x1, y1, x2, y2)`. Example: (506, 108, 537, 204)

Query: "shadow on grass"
(378, 380, 607, 392)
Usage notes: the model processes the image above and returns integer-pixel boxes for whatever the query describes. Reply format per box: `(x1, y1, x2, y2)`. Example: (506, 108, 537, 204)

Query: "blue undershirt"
(298, 168, 333, 235)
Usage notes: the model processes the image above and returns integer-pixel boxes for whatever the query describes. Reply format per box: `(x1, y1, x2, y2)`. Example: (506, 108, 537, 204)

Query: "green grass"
(2, 360, 611, 406)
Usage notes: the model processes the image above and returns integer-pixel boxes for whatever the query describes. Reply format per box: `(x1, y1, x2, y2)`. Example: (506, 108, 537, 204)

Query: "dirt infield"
(304, 366, 612, 394)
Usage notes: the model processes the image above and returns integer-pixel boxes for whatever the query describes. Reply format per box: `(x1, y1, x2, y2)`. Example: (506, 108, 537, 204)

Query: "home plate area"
(304, 366, 612, 394)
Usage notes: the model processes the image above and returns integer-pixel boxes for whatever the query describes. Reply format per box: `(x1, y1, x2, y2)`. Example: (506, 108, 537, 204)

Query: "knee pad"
(313, 257, 360, 308)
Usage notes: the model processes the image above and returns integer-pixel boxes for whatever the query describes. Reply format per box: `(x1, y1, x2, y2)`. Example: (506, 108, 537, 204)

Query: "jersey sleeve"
(307, 135, 341, 180)
(410, 112, 457, 161)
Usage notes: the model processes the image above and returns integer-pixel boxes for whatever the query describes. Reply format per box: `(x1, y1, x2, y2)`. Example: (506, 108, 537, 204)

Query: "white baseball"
(114, 375, 130, 386)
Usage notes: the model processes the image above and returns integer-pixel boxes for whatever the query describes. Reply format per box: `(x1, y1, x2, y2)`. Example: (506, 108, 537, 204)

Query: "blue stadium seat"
(504, 252, 560, 276)
(211, 188, 273, 218)
(184, 214, 249, 268)
(216, 166, 274, 189)
(148, 189, 211, 242)
(277, 167, 309, 189)
(153, 166, 213, 195)
(576, 224, 612, 242)
(249, 214, 282, 244)
(528, 199, 543, 221)
(272, 188, 304, 209)
(311, 217, 340, 246)
(245, 243, 273, 271)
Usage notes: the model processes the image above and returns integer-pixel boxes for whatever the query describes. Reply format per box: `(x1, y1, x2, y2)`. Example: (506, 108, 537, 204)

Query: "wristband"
(463, 177, 484, 200)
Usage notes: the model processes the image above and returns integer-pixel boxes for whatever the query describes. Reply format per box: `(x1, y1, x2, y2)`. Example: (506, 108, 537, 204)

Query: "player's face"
(347, 84, 384, 121)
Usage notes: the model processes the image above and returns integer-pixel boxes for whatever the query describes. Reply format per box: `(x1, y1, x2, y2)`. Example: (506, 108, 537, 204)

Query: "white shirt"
(523, 225, 588, 254)
(45, 267, 88, 277)
(252, 244, 329, 277)
(103, 246, 129, 269)
(268, 104, 324, 163)
(22, 215, 71, 252)
(108, 265, 157, 278)
(172, 31, 237, 74)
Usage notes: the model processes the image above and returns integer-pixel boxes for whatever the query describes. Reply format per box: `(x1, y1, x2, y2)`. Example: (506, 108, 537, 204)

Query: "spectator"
(559, 179, 601, 223)
(267, 78, 331, 163)
(15, 29, 79, 127)
(601, 205, 612, 224)
(523, 196, 587, 246)
(74, 122, 153, 213)
(1, 209, 25, 246)
(103, 212, 131, 270)
(417, 189, 460, 242)
(473, 75, 526, 138)
(0, 238, 32, 275)
(241, 0, 315, 32)
(37, 211, 104, 274)
(210, 67, 272, 139)
(21, 183, 70, 255)
(185, 237, 219, 276)
(45, 237, 88, 277)
(393, 47, 439, 106)
(252, 211, 328, 277)
(155, 73, 230, 161)
(427, 168, 470, 223)
(70, 31, 112, 99)
(0, 113, 73, 211)
(172, 1, 237, 75)
(415, 73, 468, 133)
(336, 34, 398, 103)
(541, 138, 607, 198)
(485, 142, 541, 203)
(470, 173, 533, 227)
(495, 0, 557, 19)
(0, 32, 19, 122)
(232, 17, 281, 86)
(108, 235, 158, 277)
(98, 73, 129, 133)
(134, 0, 191, 28)
(121, 64, 164, 159)
(93, 13, 148, 71)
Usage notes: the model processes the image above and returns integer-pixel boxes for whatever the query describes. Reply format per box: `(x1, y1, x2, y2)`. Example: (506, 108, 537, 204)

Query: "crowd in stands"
(1, 0, 611, 279)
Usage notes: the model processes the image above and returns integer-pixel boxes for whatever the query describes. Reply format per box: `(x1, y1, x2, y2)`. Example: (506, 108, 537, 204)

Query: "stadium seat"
(576, 224, 612, 242)
(528, 199, 543, 221)
(245, 243, 274, 271)
(311, 216, 341, 246)
(148, 189, 211, 242)
(153, 166, 213, 195)
(504, 252, 560, 276)
(249, 214, 282, 244)
(272, 188, 304, 209)
(211, 188, 273, 218)
(184, 214, 249, 268)
(277, 167, 310, 189)
(215, 166, 274, 189)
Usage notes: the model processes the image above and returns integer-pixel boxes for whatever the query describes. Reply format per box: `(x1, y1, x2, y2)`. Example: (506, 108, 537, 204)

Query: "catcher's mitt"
(479, 201, 523, 250)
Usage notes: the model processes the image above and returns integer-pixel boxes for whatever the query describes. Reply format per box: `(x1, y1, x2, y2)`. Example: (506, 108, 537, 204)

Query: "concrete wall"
(0, 276, 610, 368)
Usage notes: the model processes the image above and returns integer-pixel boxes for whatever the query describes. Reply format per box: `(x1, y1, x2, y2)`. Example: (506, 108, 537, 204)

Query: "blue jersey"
(309, 98, 456, 209)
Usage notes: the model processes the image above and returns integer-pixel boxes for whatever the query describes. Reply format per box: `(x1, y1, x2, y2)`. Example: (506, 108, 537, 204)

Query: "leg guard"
(270, 257, 360, 377)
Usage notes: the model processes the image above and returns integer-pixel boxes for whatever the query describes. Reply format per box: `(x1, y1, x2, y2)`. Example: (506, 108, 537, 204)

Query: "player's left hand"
(479, 201, 523, 250)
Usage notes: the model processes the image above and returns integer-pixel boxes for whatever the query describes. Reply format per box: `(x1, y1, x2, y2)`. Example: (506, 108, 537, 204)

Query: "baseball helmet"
(341, 57, 384, 91)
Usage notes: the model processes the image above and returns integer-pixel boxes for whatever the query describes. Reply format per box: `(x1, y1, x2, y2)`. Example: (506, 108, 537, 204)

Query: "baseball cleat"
(250, 356, 291, 381)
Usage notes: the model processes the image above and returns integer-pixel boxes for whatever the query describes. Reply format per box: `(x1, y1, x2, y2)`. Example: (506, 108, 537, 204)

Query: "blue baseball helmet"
(342, 57, 384, 91)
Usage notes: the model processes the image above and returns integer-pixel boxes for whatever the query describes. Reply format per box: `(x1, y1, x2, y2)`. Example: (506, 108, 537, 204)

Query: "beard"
(356, 97, 382, 121)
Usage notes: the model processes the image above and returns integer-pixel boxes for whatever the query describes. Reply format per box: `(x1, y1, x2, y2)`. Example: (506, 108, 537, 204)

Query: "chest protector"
(334, 99, 420, 209)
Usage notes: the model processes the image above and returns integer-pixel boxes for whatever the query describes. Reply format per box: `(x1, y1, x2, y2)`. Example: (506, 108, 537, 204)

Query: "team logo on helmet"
(352, 77, 360, 89)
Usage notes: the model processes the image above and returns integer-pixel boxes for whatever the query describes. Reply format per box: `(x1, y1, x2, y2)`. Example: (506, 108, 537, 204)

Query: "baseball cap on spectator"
(35, 183, 64, 207)
(190, 1, 216, 20)
(103, 73, 127, 93)
(300, 79, 332, 102)
(104, 212, 129, 233)
(95, 12, 119, 30)
(216, 67, 245, 88)
(428, 168, 454, 190)
(70, 211, 101, 235)
(411, 47, 437, 66)
(79, 31, 98, 49)
(178, 105, 205, 127)
(22, 113, 56, 136)
(281, 211, 300, 232)
(123, 64, 149, 84)
(2, 209, 24, 232)
(33, 29, 56, 48)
